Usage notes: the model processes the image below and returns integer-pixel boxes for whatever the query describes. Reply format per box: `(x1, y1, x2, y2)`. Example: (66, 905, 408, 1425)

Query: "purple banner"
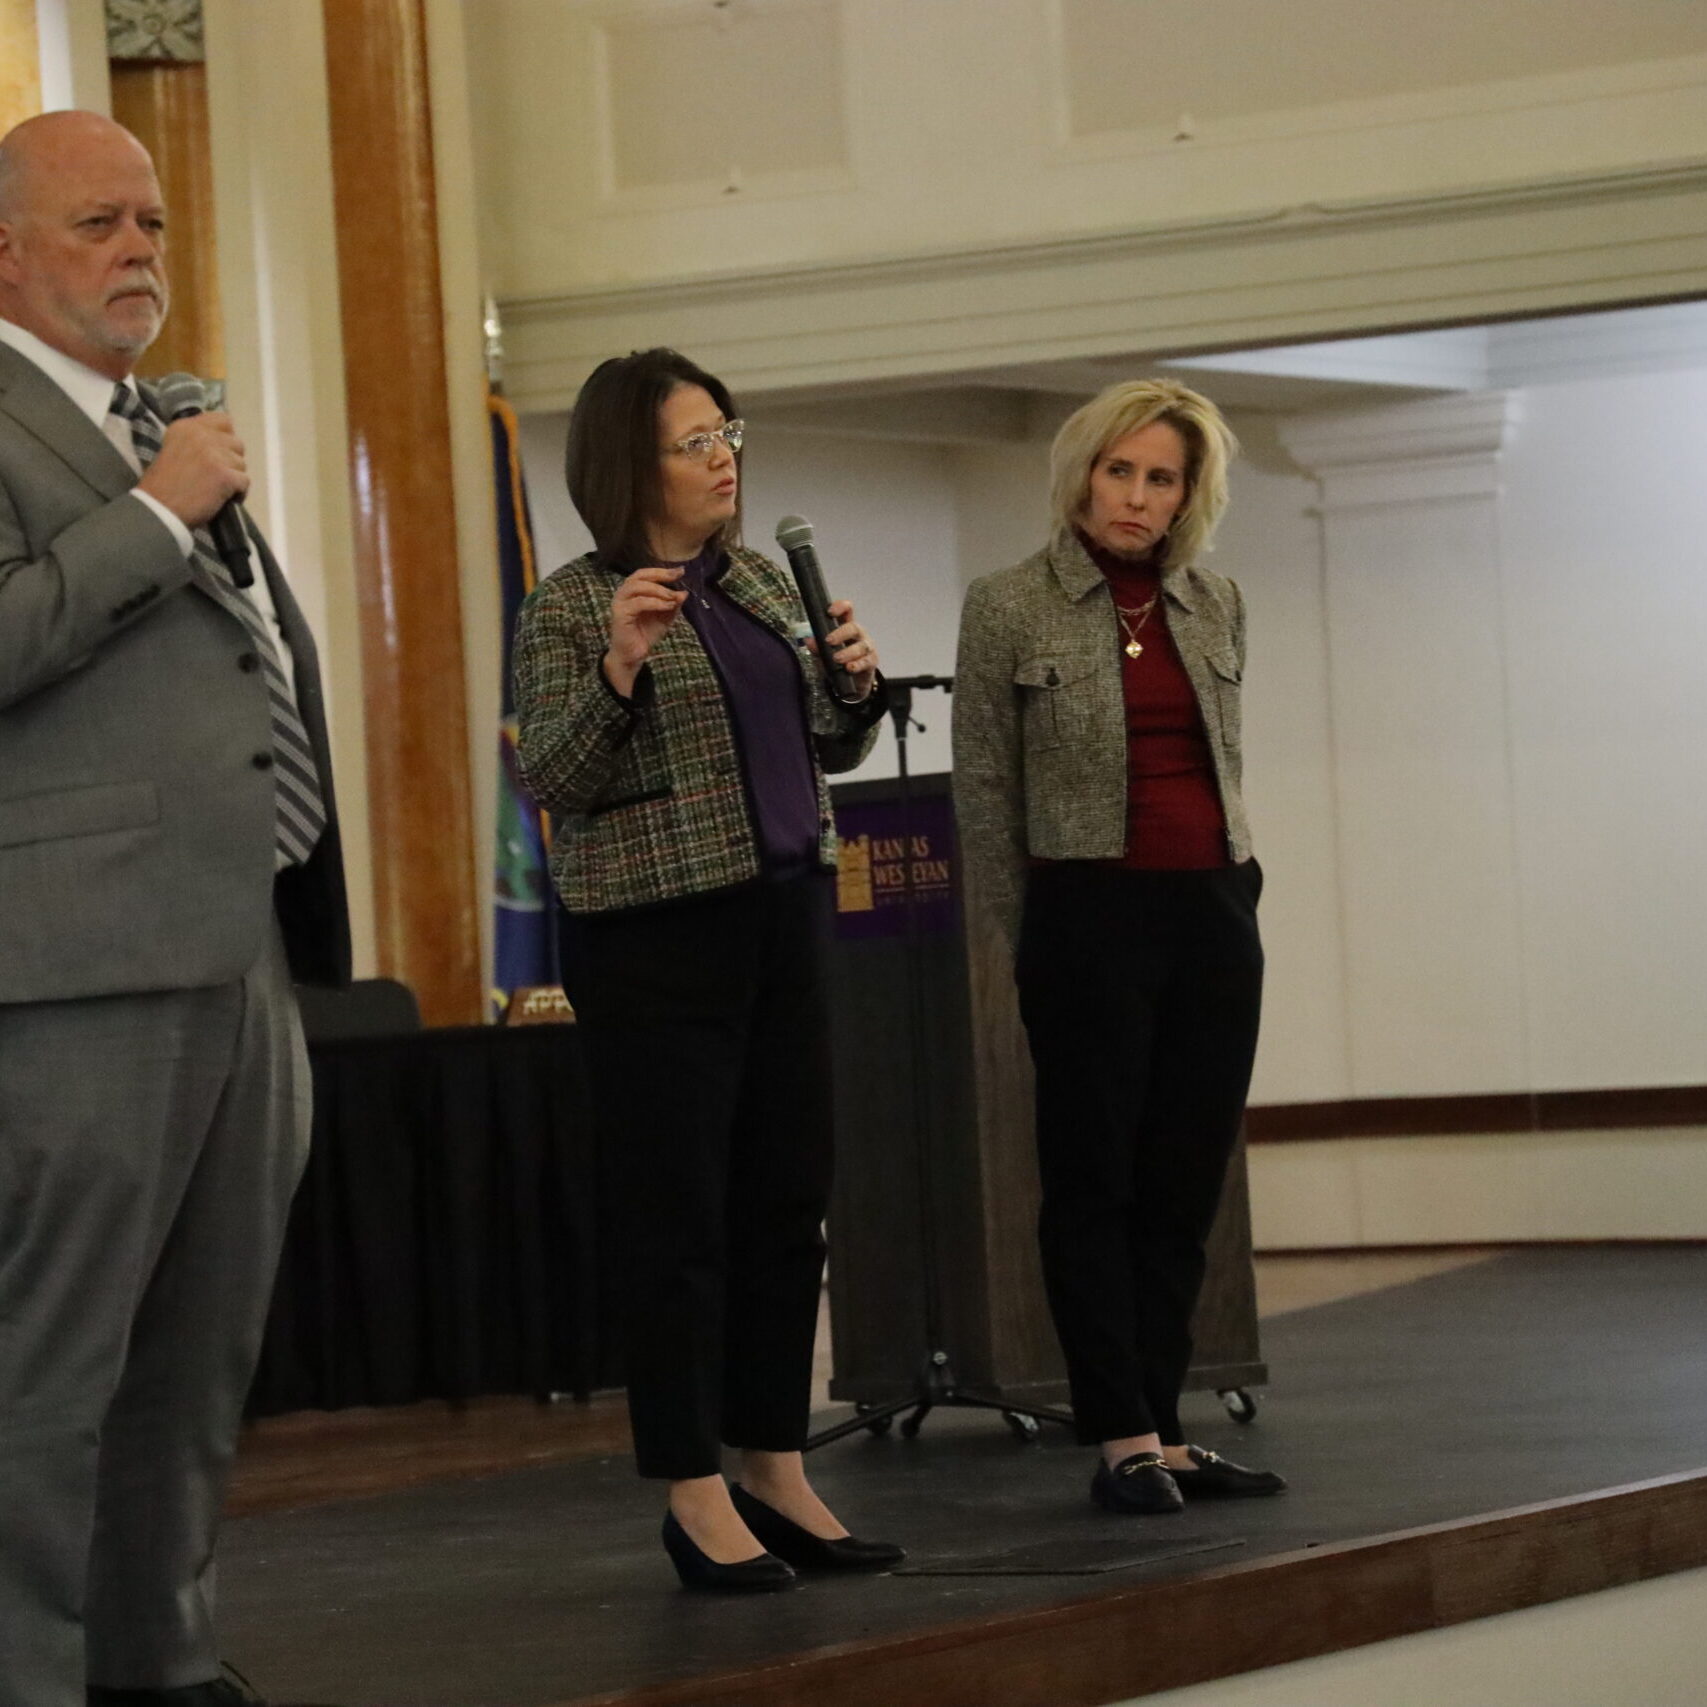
(833, 790, 959, 940)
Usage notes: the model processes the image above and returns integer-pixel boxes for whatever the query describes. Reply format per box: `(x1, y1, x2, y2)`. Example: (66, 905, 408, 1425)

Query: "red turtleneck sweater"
(1082, 533, 1229, 870)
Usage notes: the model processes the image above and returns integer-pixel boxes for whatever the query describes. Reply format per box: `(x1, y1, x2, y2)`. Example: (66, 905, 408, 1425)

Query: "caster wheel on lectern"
(856, 1405, 894, 1438)
(900, 1412, 924, 1439)
(1220, 1388, 1258, 1423)
(1003, 1410, 1041, 1442)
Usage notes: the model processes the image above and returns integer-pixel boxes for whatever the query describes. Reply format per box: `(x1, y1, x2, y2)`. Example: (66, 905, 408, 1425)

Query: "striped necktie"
(112, 383, 327, 867)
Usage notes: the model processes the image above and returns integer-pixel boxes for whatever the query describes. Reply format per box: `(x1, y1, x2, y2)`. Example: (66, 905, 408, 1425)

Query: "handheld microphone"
(774, 514, 860, 703)
(154, 372, 254, 589)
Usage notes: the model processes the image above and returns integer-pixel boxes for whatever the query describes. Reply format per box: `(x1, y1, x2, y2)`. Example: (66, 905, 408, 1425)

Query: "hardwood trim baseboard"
(1246, 1086, 1707, 1142)
(1255, 1238, 1707, 1255)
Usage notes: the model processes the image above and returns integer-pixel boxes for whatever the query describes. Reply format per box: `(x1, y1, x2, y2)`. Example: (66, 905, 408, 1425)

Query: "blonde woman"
(952, 380, 1285, 1515)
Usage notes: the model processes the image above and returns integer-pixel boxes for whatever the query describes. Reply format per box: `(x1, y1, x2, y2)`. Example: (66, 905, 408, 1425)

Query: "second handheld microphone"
(155, 372, 254, 589)
(774, 513, 860, 703)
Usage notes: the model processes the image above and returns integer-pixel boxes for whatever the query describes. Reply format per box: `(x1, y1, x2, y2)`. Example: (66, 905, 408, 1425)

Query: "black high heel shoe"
(731, 1483, 906, 1573)
(660, 1511, 798, 1593)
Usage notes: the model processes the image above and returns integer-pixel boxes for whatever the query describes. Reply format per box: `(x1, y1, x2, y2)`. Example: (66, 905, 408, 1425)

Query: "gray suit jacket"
(0, 339, 349, 1003)
(952, 528, 1252, 945)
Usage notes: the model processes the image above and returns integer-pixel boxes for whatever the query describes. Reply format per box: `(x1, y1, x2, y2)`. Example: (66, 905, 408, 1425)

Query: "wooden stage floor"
(219, 1247, 1707, 1707)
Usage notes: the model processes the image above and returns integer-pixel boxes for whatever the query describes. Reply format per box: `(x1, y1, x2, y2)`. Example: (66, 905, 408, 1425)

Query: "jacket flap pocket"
(583, 786, 672, 821)
(1015, 654, 1098, 689)
(1209, 650, 1242, 682)
(0, 781, 160, 850)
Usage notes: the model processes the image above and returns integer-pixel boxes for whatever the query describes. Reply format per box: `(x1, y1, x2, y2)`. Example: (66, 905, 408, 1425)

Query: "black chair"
(294, 977, 423, 1044)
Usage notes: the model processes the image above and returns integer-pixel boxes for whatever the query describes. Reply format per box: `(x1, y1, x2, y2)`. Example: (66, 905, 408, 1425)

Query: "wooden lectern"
(825, 773, 1265, 1425)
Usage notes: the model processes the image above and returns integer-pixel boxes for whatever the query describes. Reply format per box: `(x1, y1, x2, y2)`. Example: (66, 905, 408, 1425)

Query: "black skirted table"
(246, 1024, 620, 1418)
(253, 846, 1264, 1424)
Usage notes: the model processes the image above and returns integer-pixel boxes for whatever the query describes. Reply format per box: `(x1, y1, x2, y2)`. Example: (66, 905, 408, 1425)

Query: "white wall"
(201, 0, 505, 991)
(1212, 416, 1349, 1107)
(468, 1, 1707, 413)
(515, 414, 963, 777)
(202, 0, 378, 977)
(1230, 368, 1707, 1106)
(1250, 1127, 1707, 1250)
(1229, 363, 1707, 1244)
(518, 355, 1707, 1133)
(1501, 370, 1707, 1092)
(468, 0, 1707, 297)
(948, 439, 1051, 594)
(1121, 1562, 1707, 1707)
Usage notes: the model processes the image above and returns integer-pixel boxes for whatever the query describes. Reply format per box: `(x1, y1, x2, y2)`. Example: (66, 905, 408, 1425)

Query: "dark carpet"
(217, 1246, 1707, 1706)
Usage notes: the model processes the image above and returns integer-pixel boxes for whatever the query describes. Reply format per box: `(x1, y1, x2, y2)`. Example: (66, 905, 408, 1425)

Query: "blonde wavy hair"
(1049, 379, 1238, 568)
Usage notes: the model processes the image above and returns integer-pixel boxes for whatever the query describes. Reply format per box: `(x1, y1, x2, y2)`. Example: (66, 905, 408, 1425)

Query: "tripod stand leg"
(899, 1400, 934, 1440)
(948, 1391, 1077, 1430)
(805, 1394, 917, 1450)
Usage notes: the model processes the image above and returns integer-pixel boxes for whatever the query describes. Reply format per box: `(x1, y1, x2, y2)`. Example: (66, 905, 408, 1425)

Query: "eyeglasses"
(665, 420, 744, 462)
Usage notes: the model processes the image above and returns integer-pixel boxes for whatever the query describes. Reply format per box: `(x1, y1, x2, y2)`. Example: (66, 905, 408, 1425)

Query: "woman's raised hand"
(604, 566, 688, 697)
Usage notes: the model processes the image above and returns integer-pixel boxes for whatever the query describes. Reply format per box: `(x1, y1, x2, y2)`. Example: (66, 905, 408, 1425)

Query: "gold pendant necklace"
(1115, 593, 1160, 659)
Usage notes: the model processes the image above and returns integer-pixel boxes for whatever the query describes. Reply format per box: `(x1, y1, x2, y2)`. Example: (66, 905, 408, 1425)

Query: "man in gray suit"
(0, 111, 348, 1707)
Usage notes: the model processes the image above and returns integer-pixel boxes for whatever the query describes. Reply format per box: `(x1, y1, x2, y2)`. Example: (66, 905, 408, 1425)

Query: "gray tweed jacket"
(951, 529, 1252, 945)
(514, 544, 882, 915)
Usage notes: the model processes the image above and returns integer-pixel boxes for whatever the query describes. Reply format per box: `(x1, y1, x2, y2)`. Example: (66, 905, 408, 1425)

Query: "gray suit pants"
(0, 924, 309, 1707)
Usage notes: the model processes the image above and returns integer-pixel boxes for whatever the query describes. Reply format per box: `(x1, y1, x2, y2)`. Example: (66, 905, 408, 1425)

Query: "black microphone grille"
(154, 372, 210, 420)
(774, 514, 814, 551)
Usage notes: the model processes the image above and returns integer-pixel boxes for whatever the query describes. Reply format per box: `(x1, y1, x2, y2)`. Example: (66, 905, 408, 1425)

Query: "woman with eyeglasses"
(513, 347, 902, 1592)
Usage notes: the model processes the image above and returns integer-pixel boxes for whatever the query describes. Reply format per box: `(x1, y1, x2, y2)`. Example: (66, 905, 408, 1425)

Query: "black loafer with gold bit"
(1172, 1444, 1288, 1499)
(1091, 1453, 1185, 1515)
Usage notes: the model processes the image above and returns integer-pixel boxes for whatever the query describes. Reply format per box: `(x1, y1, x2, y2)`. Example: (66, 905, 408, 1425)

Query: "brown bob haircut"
(565, 347, 743, 569)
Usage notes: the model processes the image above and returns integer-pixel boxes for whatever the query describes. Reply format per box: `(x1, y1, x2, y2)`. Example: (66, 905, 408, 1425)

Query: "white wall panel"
(1123, 1564, 1707, 1707)
(1282, 397, 1530, 1097)
(946, 440, 1051, 593)
(469, 0, 1707, 409)
(1058, 0, 1707, 140)
(742, 432, 961, 780)
(1215, 417, 1349, 1106)
(469, 0, 1707, 296)
(1498, 368, 1707, 1091)
(1250, 1129, 1707, 1248)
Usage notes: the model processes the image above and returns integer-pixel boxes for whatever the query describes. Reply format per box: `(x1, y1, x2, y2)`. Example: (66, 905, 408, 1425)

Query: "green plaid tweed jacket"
(952, 529, 1252, 946)
(514, 545, 883, 915)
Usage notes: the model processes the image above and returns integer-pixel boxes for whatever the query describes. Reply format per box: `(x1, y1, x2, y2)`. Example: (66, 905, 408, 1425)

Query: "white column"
(1279, 393, 1528, 1097)
(33, 0, 111, 112)
(202, 0, 376, 976)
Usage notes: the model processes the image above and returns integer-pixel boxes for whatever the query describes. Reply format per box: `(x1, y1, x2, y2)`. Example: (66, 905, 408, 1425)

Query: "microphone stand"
(808, 675, 1072, 1449)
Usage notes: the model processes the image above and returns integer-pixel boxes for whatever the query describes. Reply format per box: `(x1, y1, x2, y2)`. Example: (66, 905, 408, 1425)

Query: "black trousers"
(1016, 861, 1264, 1446)
(559, 878, 834, 1480)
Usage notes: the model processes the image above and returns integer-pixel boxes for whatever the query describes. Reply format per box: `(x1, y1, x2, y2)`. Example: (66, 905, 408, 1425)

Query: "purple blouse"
(671, 545, 822, 880)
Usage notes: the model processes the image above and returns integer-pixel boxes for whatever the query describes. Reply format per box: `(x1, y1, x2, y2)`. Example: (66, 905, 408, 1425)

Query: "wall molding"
(1248, 1085, 1707, 1142)
(1279, 391, 1520, 507)
(501, 158, 1707, 410)
(1042, 29, 1707, 166)
(584, 0, 855, 213)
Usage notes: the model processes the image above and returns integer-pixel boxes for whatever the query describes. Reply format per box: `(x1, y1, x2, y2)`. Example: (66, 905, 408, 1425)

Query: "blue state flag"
(489, 388, 560, 1016)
